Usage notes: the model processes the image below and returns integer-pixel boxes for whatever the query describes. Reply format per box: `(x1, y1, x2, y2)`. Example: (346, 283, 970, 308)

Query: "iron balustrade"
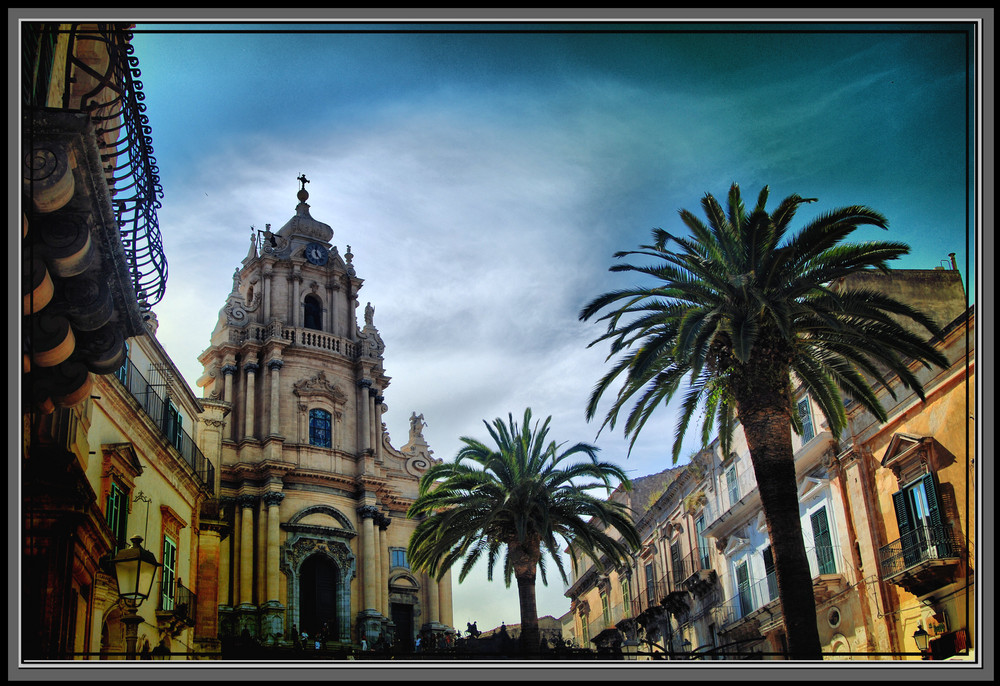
(673, 546, 714, 586)
(115, 359, 215, 490)
(158, 579, 196, 624)
(878, 524, 960, 577)
(22, 23, 166, 306)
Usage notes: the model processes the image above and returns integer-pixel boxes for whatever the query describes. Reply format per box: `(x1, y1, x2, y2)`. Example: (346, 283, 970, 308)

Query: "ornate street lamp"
(913, 625, 930, 660)
(112, 535, 160, 659)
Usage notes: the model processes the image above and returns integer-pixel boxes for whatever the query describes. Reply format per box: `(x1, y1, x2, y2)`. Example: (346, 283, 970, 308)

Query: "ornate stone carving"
(237, 494, 257, 509)
(293, 371, 347, 404)
(267, 358, 284, 371)
(356, 504, 380, 520)
(262, 491, 285, 507)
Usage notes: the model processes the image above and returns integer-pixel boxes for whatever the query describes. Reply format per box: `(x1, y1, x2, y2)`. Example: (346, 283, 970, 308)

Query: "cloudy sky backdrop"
(127, 20, 977, 633)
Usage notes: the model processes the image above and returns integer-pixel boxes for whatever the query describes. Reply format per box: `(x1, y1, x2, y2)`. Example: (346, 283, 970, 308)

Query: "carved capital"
(356, 504, 380, 520)
(221, 364, 238, 376)
(262, 491, 285, 508)
(357, 378, 373, 389)
(237, 494, 258, 509)
(267, 358, 284, 371)
(244, 362, 259, 374)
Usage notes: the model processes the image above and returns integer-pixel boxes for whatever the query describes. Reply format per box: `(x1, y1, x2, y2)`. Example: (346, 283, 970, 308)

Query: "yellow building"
(21, 23, 219, 660)
(195, 178, 454, 651)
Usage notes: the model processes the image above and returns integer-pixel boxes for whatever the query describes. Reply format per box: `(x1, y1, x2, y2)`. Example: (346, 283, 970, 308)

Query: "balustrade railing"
(116, 360, 214, 490)
(23, 23, 166, 306)
(878, 524, 960, 577)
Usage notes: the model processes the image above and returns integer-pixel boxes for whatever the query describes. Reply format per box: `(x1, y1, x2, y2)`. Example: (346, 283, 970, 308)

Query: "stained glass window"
(309, 408, 332, 448)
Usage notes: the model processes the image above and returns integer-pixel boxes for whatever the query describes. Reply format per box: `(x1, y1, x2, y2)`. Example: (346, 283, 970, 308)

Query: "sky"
(122, 18, 979, 634)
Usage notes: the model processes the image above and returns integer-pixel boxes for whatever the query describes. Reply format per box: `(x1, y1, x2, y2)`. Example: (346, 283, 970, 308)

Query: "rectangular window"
(580, 613, 589, 645)
(810, 507, 836, 575)
(601, 593, 610, 625)
(696, 515, 710, 569)
(390, 548, 409, 569)
(736, 560, 753, 617)
(645, 563, 655, 604)
(309, 408, 332, 448)
(106, 482, 128, 553)
(763, 546, 778, 602)
(670, 540, 684, 586)
(161, 535, 177, 611)
(165, 400, 183, 452)
(893, 473, 949, 567)
(621, 578, 631, 617)
(115, 342, 130, 386)
(726, 465, 739, 506)
(798, 397, 815, 443)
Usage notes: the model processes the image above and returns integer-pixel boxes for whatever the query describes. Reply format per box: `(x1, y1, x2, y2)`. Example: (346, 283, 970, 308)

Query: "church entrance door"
(300, 555, 339, 640)
(390, 603, 414, 653)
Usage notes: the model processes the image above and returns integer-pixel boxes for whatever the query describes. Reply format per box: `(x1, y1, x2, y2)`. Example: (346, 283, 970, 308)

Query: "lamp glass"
(113, 535, 159, 604)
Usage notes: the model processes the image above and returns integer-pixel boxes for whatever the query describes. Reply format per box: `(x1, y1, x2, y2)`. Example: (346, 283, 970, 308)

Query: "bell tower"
(196, 177, 453, 651)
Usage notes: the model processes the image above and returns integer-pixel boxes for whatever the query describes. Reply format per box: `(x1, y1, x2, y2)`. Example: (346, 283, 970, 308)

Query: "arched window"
(309, 409, 332, 448)
(303, 295, 322, 330)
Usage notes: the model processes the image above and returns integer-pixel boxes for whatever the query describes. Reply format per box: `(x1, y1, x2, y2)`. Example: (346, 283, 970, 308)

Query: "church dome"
(275, 176, 333, 243)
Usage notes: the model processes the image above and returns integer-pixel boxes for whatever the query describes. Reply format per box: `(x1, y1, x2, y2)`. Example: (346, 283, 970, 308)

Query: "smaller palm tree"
(407, 408, 641, 654)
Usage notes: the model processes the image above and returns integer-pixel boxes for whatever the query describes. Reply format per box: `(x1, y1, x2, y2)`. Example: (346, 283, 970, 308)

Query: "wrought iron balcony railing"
(22, 22, 166, 306)
(115, 359, 214, 491)
(158, 579, 196, 625)
(878, 524, 961, 578)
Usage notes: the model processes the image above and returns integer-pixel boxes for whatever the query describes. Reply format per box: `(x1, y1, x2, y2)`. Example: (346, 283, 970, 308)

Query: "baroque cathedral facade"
(195, 176, 453, 650)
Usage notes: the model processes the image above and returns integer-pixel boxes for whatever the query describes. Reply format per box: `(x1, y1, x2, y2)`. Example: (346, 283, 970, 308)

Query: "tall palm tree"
(407, 408, 641, 655)
(579, 183, 948, 659)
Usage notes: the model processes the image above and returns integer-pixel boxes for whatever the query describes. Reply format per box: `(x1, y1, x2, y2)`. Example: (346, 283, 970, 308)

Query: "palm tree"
(579, 183, 948, 659)
(406, 408, 641, 655)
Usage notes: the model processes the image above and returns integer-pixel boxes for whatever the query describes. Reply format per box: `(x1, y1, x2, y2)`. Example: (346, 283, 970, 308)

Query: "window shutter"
(892, 489, 912, 537)
(921, 473, 943, 528)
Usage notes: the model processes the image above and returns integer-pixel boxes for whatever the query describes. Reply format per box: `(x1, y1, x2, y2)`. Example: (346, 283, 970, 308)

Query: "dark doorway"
(300, 555, 338, 639)
(390, 603, 414, 653)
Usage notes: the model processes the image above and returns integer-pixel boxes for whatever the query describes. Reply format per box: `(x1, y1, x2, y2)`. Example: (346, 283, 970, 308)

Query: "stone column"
(373, 393, 384, 461)
(263, 265, 272, 322)
(222, 364, 237, 441)
(267, 359, 283, 437)
(238, 494, 256, 606)
(231, 498, 241, 605)
(357, 379, 372, 454)
(439, 567, 454, 628)
(291, 269, 301, 328)
(378, 515, 391, 617)
(263, 491, 285, 603)
(219, 530, 231, 607)
(195, 524, 223, 644)
(357, 505, 379, 612)
(243, 362, 258, 440)
(426, 573, 440, 625)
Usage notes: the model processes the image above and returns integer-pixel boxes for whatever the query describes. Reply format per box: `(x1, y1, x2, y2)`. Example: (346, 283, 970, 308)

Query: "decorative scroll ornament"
(293, 371, 348, 405)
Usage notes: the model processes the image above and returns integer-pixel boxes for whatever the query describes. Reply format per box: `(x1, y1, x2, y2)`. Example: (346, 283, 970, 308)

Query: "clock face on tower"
(305, 242, 329, 266)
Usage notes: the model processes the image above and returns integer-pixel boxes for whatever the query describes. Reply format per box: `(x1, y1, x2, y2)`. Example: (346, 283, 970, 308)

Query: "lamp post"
(913, 625, 930, 661)
(112, 535, 160, 659)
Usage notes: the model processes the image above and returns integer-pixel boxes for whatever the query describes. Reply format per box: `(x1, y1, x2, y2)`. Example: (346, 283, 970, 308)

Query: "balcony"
(157, 579, 196, 635)
(22, 23, 165, 412)
(675, 546, 717, 596)
(879, 524, 962, 598)
(116, 360, 215, 490)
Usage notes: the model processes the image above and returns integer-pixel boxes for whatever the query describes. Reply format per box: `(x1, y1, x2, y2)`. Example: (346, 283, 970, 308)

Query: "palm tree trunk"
(736, 363, 823, 660)
(515, 572, 540, 656)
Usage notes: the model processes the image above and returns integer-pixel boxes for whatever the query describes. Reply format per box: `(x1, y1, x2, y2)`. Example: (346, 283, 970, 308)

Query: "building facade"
(21, 23, 222, 660)
(564, 268, 975, 661)
(195, 178, 453, 651)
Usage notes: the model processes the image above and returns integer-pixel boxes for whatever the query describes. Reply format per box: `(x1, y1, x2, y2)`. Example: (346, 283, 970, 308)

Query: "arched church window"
(309, 409, 332, 448)
(303, 295, 322, 330)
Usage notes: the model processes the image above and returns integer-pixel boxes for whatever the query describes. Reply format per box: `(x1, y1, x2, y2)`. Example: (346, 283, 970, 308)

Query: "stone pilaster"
(262, 490, 285, 602)
(243, 362, 258, 440)
(267, 359, 283, 437)
(238, 494, 256, 606)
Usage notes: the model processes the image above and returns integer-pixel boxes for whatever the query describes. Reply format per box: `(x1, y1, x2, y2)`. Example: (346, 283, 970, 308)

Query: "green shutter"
(921, 473, 943, 528)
